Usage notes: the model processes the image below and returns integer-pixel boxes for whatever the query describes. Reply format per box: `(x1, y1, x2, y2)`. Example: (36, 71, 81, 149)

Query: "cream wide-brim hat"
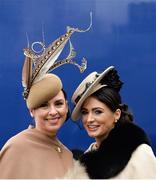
(26, 73, 63, 109)
(71, 66, 114, 120)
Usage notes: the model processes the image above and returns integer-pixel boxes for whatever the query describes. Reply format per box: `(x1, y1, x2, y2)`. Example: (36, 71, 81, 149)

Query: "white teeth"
(88, 125, 98, 128)
(47, 117, 59, 120)
(87, 125, 99, 131)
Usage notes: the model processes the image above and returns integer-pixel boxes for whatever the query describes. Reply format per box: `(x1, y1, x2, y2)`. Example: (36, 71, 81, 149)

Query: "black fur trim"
(80, 121, 150, 179)
(72, 149, 84, 160)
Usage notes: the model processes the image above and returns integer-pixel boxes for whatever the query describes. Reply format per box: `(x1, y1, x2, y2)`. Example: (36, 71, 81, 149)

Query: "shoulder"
(1, 129, 30, 152)
(116, 144, 156, 178)
(0, 129, 31, 164)
(129, 144, 156, 168)
(64, 146, 73, 158)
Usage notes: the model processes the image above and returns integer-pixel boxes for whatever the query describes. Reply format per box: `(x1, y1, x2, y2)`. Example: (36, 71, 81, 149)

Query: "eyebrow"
(82, 107, 104, 111)
(54, 99, 65, 102)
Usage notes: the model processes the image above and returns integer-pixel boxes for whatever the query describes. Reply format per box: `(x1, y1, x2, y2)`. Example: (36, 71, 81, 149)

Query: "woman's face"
(30, 90, 68, 137)
(81, 96, 121, 143)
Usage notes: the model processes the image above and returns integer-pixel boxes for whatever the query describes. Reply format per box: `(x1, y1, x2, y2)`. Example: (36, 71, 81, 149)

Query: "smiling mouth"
(87, 125, 100, 131)
(46, 117, 60, 124)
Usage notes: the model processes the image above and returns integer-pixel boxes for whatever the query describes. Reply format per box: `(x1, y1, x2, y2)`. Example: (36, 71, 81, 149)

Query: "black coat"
(79, 121, 151, 179)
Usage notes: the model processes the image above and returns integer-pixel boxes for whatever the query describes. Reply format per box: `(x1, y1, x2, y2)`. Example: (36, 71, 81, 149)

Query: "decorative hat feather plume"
(99, 68, 123, 92)
(22, 56, 32, 89)
(22, 12, 92, 99)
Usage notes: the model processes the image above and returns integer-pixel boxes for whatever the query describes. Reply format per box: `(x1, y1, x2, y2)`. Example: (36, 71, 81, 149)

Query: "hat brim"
(71, 66, 114, 120)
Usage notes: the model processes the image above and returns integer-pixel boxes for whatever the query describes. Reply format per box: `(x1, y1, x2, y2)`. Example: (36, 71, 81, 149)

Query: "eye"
(55, 101, 64, 106)
(94, 109, 103, 115)
(81, 110, 88, 115)
(39, 103, 49, 108)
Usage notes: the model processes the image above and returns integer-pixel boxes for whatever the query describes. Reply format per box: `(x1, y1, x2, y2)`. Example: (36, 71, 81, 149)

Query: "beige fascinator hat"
(26, 73, 62, 109)
(72, 66, 122, 120)
(22, 14, 92, 109)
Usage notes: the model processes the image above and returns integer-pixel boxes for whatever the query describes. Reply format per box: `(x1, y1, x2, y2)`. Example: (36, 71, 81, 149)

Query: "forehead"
(82, 96, 105, 109)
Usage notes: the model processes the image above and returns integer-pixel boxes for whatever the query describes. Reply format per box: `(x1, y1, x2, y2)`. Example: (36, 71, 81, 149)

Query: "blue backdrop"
(0, 0, 156, 154)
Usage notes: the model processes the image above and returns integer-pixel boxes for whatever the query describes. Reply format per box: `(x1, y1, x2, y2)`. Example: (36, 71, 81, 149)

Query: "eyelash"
(39, 102, 64, 109)
(81, 111, 88, 115)
(40, 103, 48, 108)
(55, 102, 64, 106)
(95, 110, 102, 114)
(81, 110, 103, 115)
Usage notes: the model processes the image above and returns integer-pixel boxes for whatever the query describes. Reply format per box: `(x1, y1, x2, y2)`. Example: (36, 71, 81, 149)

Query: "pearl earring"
(115, 119, 118, 123)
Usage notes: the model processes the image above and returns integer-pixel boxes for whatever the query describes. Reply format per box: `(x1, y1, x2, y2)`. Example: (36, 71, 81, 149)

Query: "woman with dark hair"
(71, 66, 156, 179)
(0, 73, 74, 179)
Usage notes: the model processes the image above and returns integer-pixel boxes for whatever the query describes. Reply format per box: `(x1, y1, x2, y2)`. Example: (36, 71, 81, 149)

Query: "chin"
(47, 126, 60, 133)
(87, 131, 98, 138)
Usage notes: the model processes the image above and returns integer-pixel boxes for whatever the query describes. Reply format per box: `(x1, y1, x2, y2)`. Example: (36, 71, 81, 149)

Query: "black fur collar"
(80, 121, 150, 179)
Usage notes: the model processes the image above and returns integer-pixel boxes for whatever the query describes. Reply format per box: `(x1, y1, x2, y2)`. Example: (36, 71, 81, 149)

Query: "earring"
(30, 112, 34, 118)
(115, 119, 118, 123)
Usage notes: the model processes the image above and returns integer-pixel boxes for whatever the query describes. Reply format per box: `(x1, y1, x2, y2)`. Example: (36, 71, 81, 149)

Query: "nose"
(86, 113, 94, 123)
(48, 105, 58, 116)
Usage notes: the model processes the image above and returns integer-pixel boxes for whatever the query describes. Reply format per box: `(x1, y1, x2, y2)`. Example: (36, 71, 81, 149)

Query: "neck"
(95, 125, 116, 148)
(35, 128, 57, 139)
(95, 133, 109, 148)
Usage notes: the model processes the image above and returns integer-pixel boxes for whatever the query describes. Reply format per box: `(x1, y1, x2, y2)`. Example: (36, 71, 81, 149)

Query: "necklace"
(29, 127, 63, 153)
(54, 146, 62, 153)
(51, 139, 63, 153)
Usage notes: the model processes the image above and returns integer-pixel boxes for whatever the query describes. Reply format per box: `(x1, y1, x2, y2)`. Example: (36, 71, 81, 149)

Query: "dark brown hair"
(92, 87, 133, 123)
